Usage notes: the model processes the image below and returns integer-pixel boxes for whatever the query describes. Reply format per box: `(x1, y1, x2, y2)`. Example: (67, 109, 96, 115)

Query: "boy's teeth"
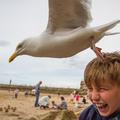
(97, 104, 107, 108)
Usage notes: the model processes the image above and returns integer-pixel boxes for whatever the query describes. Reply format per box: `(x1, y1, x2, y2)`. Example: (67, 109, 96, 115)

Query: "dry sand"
(0, 90, 90, 120)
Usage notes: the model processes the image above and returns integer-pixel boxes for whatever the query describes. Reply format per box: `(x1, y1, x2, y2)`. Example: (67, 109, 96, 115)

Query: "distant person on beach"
(57, 96, 67, 110)
(14, 88, 19, 99)
(24, 90, 29, 97)
(57, 92, 61, 97)
(69, 90, 76, 103)
(74, 91, 81, 108)
(9, 80, 12, 85)
(39, 95, 51, 109)
(9, 80, 12, 93)
(51, 100, 58, 109)
(51, 96, 67, 110)
(82, 96, 87, 104)
(34, 81, 42, 107)
(79, 52, 120, 120)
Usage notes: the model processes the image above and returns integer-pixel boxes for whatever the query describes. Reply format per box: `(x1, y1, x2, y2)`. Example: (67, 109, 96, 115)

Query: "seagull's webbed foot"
(90, 40, 104, 61)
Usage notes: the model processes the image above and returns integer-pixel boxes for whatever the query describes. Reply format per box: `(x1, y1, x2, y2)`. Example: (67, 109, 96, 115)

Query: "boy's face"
(88, 80, 120, 117)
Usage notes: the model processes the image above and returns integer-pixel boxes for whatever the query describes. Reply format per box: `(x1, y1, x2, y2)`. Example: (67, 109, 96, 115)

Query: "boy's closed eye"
(87, 86, 111, 92)
(87, 88, 93, 92)
(98, 87, 110, 92)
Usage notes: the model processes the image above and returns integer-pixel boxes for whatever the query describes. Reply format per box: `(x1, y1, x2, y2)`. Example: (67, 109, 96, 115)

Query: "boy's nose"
(89, 91, 100, 102)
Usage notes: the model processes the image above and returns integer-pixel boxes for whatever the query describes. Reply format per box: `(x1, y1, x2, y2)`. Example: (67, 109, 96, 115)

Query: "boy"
(79, 52, 120, 120)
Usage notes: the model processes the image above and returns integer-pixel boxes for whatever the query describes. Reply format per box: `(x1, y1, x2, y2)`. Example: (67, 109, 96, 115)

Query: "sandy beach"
(0, 89, 90, 120)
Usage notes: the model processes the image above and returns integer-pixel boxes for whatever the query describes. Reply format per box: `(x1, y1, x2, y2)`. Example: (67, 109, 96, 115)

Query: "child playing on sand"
(79, 52, 120, 120)
(57, 96, 67, 110)
(51, 101, 58, 109)
(51, 96, 67, 110)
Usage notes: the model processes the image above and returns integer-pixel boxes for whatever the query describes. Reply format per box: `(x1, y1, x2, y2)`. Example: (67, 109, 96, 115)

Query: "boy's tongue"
(97, 104, 109, 113)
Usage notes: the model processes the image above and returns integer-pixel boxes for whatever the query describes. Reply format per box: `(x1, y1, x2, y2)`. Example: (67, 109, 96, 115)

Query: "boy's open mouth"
(96, 103, 108, 113)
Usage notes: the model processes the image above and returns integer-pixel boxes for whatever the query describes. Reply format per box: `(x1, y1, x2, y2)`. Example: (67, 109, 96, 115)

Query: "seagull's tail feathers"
(96, 20, 120, 33)
(104, 32, 120, 36)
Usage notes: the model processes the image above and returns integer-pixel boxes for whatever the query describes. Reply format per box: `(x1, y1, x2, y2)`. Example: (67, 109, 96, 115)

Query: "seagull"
(9, 0, 120, 62)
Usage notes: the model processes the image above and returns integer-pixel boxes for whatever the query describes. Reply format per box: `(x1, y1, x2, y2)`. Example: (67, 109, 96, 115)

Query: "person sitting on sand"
(39, 95, 51, 109)
(51, 100, 58, 109)
(79, 52, 120, 120)
(57, 96, 67, 110)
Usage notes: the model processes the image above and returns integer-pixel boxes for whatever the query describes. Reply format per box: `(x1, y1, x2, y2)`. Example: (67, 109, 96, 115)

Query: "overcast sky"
(0, 0, 120, 88)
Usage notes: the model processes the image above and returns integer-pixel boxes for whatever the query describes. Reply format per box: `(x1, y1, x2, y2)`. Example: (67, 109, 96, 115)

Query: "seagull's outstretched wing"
(47, 0, 92, 32)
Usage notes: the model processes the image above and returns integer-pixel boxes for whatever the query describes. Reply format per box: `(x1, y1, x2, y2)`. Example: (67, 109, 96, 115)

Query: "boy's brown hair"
(84, 52, 120, 88)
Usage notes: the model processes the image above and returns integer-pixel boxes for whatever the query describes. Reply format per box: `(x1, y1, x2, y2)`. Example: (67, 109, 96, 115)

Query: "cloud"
(0, 40, 10, 46)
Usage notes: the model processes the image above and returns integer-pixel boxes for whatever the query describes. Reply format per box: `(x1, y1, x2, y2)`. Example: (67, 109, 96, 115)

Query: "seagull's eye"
(90, 35, 95, 39)
(16, 44, 22, 50)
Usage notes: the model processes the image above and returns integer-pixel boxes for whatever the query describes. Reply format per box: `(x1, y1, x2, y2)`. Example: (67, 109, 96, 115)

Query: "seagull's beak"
(9, 51, 17, 63)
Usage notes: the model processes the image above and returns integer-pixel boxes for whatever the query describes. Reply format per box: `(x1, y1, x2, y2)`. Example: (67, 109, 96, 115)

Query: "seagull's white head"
(9, 39, 31, 62)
